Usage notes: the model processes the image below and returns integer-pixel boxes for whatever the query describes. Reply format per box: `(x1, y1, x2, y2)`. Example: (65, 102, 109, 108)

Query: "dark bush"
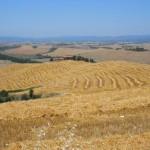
(0, 90, 11, 103)
(32, 45, 37, 48)
(50, 58, 54, 61)
(0, 90, 8, 97)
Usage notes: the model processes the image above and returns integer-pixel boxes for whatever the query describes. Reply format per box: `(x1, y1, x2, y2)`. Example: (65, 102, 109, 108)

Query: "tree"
(0, 90, 9, 103)
(84, 58, 89, 62)
(50, 58, 54, 61)
(29, 89, 34, 98)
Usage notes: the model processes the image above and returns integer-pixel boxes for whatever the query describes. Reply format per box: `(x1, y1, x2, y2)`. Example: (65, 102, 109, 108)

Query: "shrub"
(49, 47, 57, 53)
(0, 90, 11, 103)
(50, 58, 54, 61)
(84, 57, 89, 62)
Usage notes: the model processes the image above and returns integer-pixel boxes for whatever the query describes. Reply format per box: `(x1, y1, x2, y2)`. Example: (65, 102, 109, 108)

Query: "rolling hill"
(0, 61, 150, 150)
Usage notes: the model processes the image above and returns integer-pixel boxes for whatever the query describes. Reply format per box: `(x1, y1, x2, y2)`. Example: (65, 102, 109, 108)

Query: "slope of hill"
(46, 46, 150, 64)
(0, 61, 150, 150)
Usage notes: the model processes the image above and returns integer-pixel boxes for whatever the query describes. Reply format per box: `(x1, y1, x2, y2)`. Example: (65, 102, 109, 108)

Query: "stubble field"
(0, 60, 150, 150)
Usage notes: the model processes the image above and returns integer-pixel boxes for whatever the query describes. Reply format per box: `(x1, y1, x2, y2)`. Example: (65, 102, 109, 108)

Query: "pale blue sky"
(0, 0, 150, 37)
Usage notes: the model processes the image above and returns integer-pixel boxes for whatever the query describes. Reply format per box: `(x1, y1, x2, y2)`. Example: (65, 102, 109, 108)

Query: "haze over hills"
(1, 35, 150, 43)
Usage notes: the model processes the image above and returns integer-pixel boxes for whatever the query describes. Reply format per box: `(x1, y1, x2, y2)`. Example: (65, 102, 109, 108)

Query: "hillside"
(0, 61, 150, 150)
(46, 46, 150, 64)
(3, 45, 49, 56)
(79, 49, 150, 64)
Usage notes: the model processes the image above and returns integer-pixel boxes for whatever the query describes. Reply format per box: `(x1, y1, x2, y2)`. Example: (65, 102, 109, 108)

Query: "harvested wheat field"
(0, 60, 150, 150)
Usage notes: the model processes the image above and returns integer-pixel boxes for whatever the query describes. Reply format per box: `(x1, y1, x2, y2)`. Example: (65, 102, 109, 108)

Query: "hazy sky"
(0, 0, 150, 37)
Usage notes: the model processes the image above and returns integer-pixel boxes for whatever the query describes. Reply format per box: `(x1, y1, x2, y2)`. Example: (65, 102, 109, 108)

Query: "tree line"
(50, 55, 96, 63)
(0, 53, 39, 63)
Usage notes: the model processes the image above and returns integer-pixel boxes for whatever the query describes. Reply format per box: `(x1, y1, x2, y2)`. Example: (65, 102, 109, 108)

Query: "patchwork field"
(0, 61, 150, 150)
(2, 43, 150, 64)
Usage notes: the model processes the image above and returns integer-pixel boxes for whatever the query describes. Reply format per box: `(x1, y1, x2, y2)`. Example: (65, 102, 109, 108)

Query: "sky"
(0, 0, 150, 37)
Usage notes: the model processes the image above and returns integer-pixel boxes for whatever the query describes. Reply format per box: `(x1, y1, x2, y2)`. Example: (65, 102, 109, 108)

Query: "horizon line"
(1, 34, 150, 39)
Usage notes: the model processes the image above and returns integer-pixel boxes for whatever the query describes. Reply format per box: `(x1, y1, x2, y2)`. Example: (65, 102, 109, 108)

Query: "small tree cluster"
(72, 55, 96, 63)
(124, 46, 148, 52)
(0, 90, 9, 103)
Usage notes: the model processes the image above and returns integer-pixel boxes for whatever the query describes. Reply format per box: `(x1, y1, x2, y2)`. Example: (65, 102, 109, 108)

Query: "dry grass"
(0, 60, 150, 149)
(0, 60, 14, 67)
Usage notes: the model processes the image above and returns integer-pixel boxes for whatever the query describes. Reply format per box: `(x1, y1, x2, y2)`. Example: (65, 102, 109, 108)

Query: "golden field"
(0, 60, 150, 150)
